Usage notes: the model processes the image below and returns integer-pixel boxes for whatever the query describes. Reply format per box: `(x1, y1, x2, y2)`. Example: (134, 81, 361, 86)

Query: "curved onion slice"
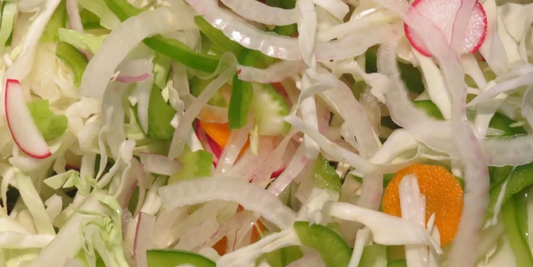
(134, 212, 155, 267)
(66, 0, 84, 32)
(185, 0, 300, 60)
(139, 153, 182, 176)
(237, 61, 304, 84)
(158, 177, 297, 229)
(80, 7, 183, 98)
(325, 202, 441, 250)
(220, 0, 298, 26)
(5, 79, 51, 159)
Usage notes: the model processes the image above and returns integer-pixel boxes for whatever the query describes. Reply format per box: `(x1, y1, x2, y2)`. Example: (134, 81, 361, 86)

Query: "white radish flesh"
(404, 0, 488, 56)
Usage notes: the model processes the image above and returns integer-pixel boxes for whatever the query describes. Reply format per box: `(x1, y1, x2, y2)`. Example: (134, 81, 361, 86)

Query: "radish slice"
(134, 212, 155, 267)
(5, 79, 51, 159)
(404, 0, 488, 56)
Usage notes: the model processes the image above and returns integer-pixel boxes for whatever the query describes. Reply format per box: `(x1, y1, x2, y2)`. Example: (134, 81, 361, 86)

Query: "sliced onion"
(251, 131, 297, 188)
(159, 177, 297, 229)
(314, 23, 392, 61)
(286, 253, 325, 267)
(522, 85, 533, 128)
(116, 59, 154, 84)
(185, 0, 300, 60)
(175, 214, 219, 251)
(80, 7, 184, 98)
(482, 135, 533, 166)
(312, 0, 349, 20)
(220, 0, 298, 26)
(66, 0, 84, 32)
(168, 54, 237, 159)
(325, 202, 441, 251)
(267, 144, 307, 196)
(139, 153, 182, 176)
(284, 114, 415, 174)
(214, 122, 253, 176)
(237, 61, 304, 84)
(468, 63, 533, 106)
(377, 38, 456, 157)
(375, 1, 490, 265)
(134, 212, 155, 267)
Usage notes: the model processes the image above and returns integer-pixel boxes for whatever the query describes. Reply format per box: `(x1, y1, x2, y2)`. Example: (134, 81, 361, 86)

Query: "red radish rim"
(404, 0, 488, 57)
(5, 79, 51, 159)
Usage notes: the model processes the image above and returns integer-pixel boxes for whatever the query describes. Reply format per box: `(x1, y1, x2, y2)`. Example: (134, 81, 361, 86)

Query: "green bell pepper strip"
(484, 111, 530, 220)
(387, 259, 407, 267)
(312, 154, 342, 193)
(103, 0, 220, 73)
(263, 245, 303, 267)
(487, 162, 533, 220)
(227, 49, 260, 129)
(0, 1, 17, 48)
(359, 244, 387, 267)
(80, 9, 103, 30)
(514, 189, 529, 242)
(228, 74, 253, 129)
(55, 42, 88, 87)
(143, 84, 177, 140)
(27, 100, 68, 141)
(194, 16, 245, 56)
(41, 0, 67, 43)
(412, 100, 445, 120)
(293, 221, 352, 267)
(502, 200, 533, 267)
(146, 249, 216, 267)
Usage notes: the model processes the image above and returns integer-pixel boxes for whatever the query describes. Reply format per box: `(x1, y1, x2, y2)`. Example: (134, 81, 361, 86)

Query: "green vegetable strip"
(228, 74, 253, 129)
(294, 221, 352, 267)
(0, 2, 17, 48)
(359, 244, 387, 267)
(55, 42, 88, 87)
(386, 259, 408, 267)
(502, 200, 533, 267)
(40, 0, 67, 43)
(144, 84, 177, 140)
(103, 0, 220, 73)
(514, 189, 529, 242)
(27, 100, 68, 141)
(228, 49, 260, 129)
(264, 246, 303, 267)
(312, 154, 342, 193)
(194, 16, 245, 56)
(146, 249, 216, 267)
(80, 9, 103, 30)
(412, 100, 445, 120)
(168, 146, 213, 183)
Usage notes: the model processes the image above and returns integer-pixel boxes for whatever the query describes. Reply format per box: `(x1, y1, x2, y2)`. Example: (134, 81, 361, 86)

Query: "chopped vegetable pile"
(0, 0, 532, 266)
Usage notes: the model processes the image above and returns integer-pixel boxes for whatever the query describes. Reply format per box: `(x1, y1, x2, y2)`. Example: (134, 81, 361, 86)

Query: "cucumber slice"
(146, 249, 216, 267)
(250, 82, 290, 136)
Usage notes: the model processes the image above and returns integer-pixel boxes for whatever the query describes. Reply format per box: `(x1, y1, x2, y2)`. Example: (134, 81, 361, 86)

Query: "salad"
(0, 0, 533, 266)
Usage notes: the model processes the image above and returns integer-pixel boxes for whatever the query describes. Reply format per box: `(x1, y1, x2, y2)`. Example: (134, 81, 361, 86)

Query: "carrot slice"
(382, 164, 463, 246)
(199, 121, 250, 157)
